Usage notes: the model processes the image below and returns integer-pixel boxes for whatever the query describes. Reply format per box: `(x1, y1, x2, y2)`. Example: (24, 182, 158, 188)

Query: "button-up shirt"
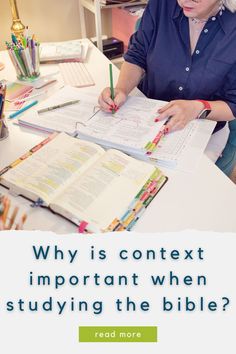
(124, 0, 236, 132)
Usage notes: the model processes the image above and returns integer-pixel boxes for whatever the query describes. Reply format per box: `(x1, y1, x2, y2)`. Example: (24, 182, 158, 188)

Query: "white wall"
(0, 0, 111, 50)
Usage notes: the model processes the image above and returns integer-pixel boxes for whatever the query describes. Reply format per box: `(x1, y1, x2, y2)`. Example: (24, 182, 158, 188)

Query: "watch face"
(198, 109, 211, 119)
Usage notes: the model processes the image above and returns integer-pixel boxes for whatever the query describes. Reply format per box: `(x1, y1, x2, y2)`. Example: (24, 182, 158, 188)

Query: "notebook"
(4, 81, 33, 111)
(40, 39, 89, 63)
(18, 86, 216, 172)
(0, 132, 167, 233)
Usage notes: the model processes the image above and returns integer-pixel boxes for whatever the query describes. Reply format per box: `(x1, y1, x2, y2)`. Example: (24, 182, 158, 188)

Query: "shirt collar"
(218, 9, 236, 34)
(172, 4, 236, 34)
(172, 3, 182, 20)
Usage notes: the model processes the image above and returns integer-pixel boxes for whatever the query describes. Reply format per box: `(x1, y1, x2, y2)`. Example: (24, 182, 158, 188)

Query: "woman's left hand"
(157, 100, 204, 132)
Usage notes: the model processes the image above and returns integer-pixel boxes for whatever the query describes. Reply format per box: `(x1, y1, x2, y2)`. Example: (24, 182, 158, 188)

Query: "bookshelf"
(78, 0, 147, 52)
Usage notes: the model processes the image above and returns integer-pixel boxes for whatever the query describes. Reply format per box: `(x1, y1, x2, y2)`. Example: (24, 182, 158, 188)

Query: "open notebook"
(0, 133, 167, 233)
(18, 86, 216, 172)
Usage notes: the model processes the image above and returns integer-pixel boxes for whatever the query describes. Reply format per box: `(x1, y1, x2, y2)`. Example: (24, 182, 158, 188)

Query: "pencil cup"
(17, 71, 40, 82)
(7, 43, 40, 82)
(0, 116, 9, 141)
(16, 55, 40, 82)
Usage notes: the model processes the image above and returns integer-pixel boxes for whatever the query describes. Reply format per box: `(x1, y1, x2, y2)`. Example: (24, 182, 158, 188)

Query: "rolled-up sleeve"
(215, 63, 236, 118)
(123, 2, 157, 71)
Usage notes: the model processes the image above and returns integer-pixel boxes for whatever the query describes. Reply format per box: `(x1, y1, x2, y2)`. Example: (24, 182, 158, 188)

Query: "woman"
(99, 0, 236, 172)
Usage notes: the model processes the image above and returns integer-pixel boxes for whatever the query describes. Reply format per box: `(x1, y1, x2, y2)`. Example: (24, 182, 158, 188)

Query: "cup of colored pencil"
(0, 195, 27, 231)
(6, 28, 40, 82)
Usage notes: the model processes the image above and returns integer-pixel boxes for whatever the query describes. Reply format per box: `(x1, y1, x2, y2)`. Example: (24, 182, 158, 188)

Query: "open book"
(18, 86, 216, 172)
(0, 133, 167, 233)
(40, 39, 89, 63)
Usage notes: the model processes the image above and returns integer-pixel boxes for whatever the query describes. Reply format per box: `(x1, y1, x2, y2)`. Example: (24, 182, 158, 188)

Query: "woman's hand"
(157, 100, 204, 132)
(98, 87, 127, 112)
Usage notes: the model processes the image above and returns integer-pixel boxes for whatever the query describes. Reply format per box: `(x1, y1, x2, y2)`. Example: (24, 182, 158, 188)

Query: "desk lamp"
(9, 0, 25, 38)
(0, 1, 25, 71)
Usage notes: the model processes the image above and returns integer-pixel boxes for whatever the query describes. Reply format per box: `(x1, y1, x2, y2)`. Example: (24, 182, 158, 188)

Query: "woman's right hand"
(98, 87, 127, 112)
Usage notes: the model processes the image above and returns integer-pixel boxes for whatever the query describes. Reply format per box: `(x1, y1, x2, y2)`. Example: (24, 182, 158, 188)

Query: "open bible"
(0, 133, 167, 233)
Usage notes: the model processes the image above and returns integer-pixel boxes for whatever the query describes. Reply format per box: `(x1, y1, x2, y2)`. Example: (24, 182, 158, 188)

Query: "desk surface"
(0, 39, 236, 233)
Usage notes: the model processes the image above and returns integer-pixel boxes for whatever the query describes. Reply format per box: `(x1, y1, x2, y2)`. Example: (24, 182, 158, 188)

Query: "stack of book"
(39, 39, 89, 63)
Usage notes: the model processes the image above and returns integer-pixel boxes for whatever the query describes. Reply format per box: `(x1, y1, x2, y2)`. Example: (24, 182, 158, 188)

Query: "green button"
(79, 326, 158, 342)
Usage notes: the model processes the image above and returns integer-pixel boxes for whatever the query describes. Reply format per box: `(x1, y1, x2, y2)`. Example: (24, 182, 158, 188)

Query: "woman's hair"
(224, 0, 236, 12)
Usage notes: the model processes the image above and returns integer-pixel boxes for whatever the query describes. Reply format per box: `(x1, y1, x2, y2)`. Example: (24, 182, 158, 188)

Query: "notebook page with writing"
(19, 86, 166, 148)
(77, 95, 166, 154)
(18, 86, 215, 172)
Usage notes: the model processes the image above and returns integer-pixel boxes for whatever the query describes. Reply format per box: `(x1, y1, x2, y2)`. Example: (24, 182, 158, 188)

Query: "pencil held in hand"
(0, 195, 27, 230)
(109, 64, 114, 98)
(109, 63, 115, 114)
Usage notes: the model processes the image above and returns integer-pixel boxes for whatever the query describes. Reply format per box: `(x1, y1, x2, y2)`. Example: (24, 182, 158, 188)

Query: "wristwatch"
(196, 100, 212, 119)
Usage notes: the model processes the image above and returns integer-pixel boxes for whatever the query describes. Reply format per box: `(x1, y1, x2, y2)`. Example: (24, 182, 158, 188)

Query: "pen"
(109, 63, 115, 114)
(9, 100, 38, 119)
(163, 116, 171, 127)
(11, 33, 18, 45)
(37, 99, 80, 114)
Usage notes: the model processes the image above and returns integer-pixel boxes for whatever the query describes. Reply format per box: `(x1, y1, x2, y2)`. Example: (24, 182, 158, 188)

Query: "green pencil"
(109, 63, 115, 114)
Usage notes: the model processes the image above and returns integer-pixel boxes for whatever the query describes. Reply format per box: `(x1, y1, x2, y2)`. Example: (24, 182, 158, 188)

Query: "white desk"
(0, 39, 236, 233)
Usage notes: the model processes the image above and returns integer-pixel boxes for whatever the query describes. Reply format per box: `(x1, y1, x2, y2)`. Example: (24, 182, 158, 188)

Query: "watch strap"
(196, 100, 212, 119)
(196, 100, 211, 110)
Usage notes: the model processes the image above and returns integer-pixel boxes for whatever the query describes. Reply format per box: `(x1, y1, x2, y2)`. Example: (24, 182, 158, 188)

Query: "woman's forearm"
(204, 101, 235, 121)
(115, 63, 235, 123)
(115, 61, 144, 95)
